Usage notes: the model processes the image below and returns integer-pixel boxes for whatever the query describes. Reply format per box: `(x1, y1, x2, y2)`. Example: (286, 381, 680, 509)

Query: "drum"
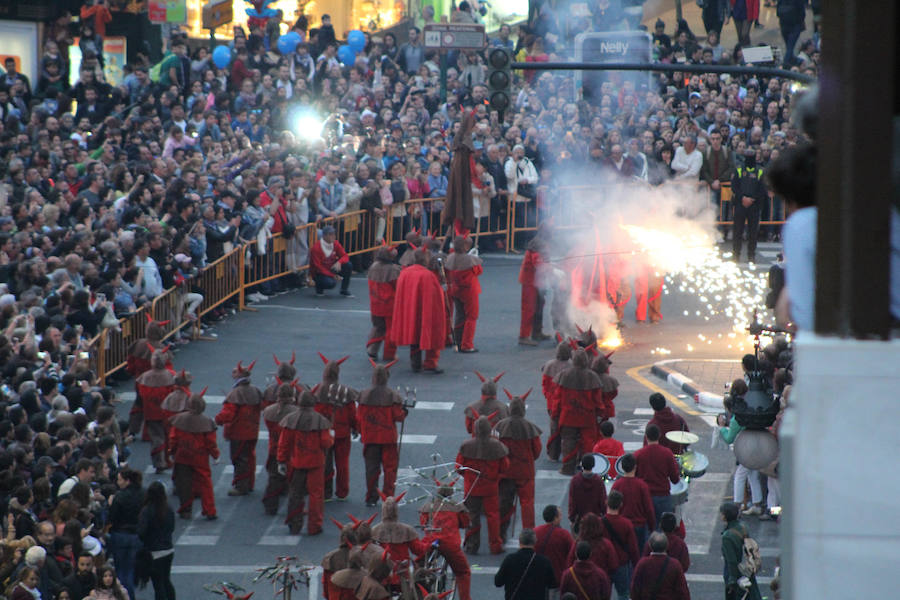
(678, 451, 709, 479)
(670, 479, 689, 505)
(588, 454, 610, 478)
(615, 455, 627, 478)
(666, 430, 700, 446)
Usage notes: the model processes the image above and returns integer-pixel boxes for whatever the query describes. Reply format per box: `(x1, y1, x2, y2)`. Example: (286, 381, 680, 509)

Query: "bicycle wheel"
(434, 554, 457, 600)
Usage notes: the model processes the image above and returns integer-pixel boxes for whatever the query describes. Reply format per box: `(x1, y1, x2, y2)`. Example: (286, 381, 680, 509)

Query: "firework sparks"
(597, 330, 623, 349)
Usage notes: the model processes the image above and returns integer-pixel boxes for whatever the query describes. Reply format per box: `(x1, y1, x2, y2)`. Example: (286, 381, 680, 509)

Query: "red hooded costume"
(169, 390, 219, 518)
(390, 250, 446, 371)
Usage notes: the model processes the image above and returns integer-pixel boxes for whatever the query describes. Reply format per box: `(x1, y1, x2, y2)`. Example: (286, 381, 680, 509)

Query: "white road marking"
(354, 434, 437, 444)
(633, 408, 654, 415)
(119, 392, 225, 405)
(258, 535, 302, 545)
(415, 401, 454, 410)
(175, 535, 218, 546)
(535, 469, 571, 480)
(623, 442, 643, 451)
(256, 304, 372, 315)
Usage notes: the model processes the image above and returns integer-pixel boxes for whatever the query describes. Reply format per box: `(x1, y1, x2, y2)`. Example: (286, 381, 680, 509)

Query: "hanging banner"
(103, 37, 127, 86)
(148, 0, 187, 24)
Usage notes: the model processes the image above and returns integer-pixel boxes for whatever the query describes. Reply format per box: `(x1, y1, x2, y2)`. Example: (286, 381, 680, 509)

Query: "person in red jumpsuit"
(634, 264, 664, 324)
(419, 485, 472, 600)
(264, 352, 297, 408)
(357, 359, 406, 506)
(168, 389, 219, 519)
(457, 415, 510, 555)
(315, 352, 358, 501)
(390, 248, 447, 374)
(215, 360, 263, 496)
(518, 236, 548, 345)
(322, 522, 358, 600)
(496, 390, 542, 541)
(125, 315, 169, 438)
(542, 340, 573, 461)
(261, 382, 298, 515)
(605, 254, 632, 323)
(463, 371, 509, 434)
(328, 544, 366, 600)
(591, 354, 619, 423)
(136, 350, 175, 473)
(161, 369, 192, 418)
(277, 387, 333, 535)
(309, 225, 353, 297)
(371, 494, 427, 590)
(553, 349, 604, 476)
(444, 236, 483, 353)
(366, 244, 401, 361)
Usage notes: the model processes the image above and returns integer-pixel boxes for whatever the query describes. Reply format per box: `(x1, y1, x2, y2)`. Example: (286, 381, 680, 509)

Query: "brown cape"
(262, 401, 298, 424)
(368, 261, 402, 283)
(464, 397, 509, 422)
(373, 497, 419, 543)
(279, 406, 331, 431)
(495, 414, 542, 440)
(358, 385, 403, 407)
(459, 417, 509, 460)
(442, 111, 476, 231)
(542, 358, 571, 380)
(355, 575, 390, 600)
(554, 366, 603, 391)
(136, 368, 175, 388)
(161, 388, 190, 413)
(225, 383, 263, 405)
(421, 496, 466, 514)
(444, 252, 482, 270)
(170, 402, 216, 434)
(330, 566, 365, 591)
(321, 546, 351, 572)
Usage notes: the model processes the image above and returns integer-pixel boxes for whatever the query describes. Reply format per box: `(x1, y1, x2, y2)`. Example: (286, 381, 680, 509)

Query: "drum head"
(670, 479, 688, 495)
(588, 454, 610, 478)
(666, 430, 700, 445)
(680, 451, 709, 478)
(615, 455, 627, 477)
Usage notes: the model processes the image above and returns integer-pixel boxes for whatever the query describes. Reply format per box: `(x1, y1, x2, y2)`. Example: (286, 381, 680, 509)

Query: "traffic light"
(486, 47, 512, 113)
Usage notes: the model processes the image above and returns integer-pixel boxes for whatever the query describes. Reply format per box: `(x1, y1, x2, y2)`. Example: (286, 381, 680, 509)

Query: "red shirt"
(455, 453, 509, 497)
(611, 477, 656, 530)
(169, 428, 219, 471)
(534, 524, 575, 585)
(215, 402, 261, 441)
(357, 403, 405, 445)
(309, 239, 350, 278)
(634, 444, 681, 497)
(592, 437, 625, 479)
(499, 436, 541, 480)
(277, 427, 333, 469)
(602, 513, 640, 567)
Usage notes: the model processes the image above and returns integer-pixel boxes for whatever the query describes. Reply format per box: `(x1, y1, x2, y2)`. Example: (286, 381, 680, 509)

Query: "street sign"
(202, 0, 233, 30)
(424, 23, 486, 50)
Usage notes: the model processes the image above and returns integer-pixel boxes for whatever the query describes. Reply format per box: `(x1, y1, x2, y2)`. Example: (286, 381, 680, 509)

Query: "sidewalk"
(651, 358, 743, 410)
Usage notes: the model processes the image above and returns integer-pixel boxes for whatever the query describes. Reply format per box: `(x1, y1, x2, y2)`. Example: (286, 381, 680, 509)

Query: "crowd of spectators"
(0, 1, 815, 597)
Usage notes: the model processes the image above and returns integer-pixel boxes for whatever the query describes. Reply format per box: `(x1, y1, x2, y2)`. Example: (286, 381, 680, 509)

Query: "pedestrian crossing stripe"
(176, 535, 218, 546)
(633, 408, 654, 415)
(118, 393, 452, 410)
(415, 401, 454, 410)
(622, 441, 642, 451)
(258, 535, 302, 545)
(352, 434, 437, 444)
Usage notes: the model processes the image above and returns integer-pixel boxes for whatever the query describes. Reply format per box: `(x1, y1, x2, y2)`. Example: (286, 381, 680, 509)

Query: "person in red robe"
(328, 544, 366, 600)
(357, 360, 406, 506)
(496, 390, 541, 540)
(560, 541, 612, 600)
(591, 354, 619, 423)
(419, 485, 472, 600)
(263, 353, 297, 408)
(261, 382, 298, 515)
(444, 236, 483, 352)
(366, 245, 402, 361)
(463, 372, 509, 434)
(634, 264, 664, 324)
(314, 353, 358, 501)
(135, 351, 175, 473)
(371, 494, 427, 589)
(169, 389, 219, 519)
(277, 388, 334, 535)
(389, 248, 447, 373)
(611, 454, 656, 551)
(534, 505, 575, 587)
(518, 236, 548, 345)
(634, 424, 681, 528)
(568, 454, 607, 530)
(553, 349, 604, 475)
(215, 360, 263, 496)
(542, 340, 573, 461)
(457, 416, 510, 555)
(309, 225, 353, 297)
(605, 255, 632, 323)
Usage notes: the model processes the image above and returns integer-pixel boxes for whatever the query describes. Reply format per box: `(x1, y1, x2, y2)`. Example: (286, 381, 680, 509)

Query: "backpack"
(730, 527, 762, 577)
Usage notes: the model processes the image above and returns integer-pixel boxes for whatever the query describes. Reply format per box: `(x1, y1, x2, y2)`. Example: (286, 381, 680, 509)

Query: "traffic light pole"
(509, 61, 816, 84)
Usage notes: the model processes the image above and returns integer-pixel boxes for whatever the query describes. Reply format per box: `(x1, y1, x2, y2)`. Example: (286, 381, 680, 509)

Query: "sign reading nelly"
(574, 31, 653, 99)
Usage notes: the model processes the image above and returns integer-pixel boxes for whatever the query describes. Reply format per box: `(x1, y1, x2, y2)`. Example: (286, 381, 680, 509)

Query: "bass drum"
(670, 479, 689, 505)
(678, 451, 709, 479)
(588, 454, 610, 478)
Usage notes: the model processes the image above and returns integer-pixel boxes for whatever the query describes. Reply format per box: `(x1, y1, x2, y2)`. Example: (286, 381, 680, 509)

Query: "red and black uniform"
(357, 367, 406, 505)
(566, 513, 620, 578)
(390, 253, 447, 371)
(169, 394, 219, 518)
(519, 238, 546, 340)
(553, 350, 604, 475)
(496, 395, 541, 539)
(261, 384, 298, 515)
(645, 407, 690, 455)
(135, 354, 175, 471)
(445, 241, 483, 352)
(457, 416, 510, 555)
(542, 342, 572, 461)
(371, 497, 427, 587)
(276, 392, 333, 534)
(215, 366, 263, 495)
(635, 265, 664, 323)
(315, 358, 359, 500)
(366, 248, 401, 361)
(419, 491, 472, 600)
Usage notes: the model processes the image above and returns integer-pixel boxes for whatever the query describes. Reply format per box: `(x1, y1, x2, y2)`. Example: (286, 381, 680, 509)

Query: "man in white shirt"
(275, 64, 295, 99)
(134, 238, 164, 299)
(505, 144, 540, 227)
(671, 135, 703, 180)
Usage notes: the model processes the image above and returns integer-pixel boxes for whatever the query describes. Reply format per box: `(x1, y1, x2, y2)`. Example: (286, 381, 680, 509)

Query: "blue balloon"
(277, 34, 299, 55)
(212, 45, 231, 69)
(337, 44, 356, 66)
(347, 30, 366, 53)
(285, 31, 302, 47)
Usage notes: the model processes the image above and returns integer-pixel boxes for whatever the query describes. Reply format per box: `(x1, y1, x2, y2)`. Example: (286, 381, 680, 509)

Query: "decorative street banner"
(103, 37, 127, 86)
(574, 31, 653, 100)
(149, 0, 187, 24)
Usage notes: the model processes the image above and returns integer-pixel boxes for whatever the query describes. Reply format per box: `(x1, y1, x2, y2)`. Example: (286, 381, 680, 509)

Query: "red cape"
(390, 264, 446, 350)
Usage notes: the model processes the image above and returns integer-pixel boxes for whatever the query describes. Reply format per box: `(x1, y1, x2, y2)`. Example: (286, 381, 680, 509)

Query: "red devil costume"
(590, 354, 619, 423)
(398, 229, 423, 268)
(542, 340, 573, 461)
(634, 265, 664, 323)
(358, 359, 406, 506)
(419, 485, 472, 600)
(356, 553, 394, 600)
(315, 353, 359, 500)
(277, 388, 333, 535)
(496, 390, 542, 540)
(367, 245, 402, 361)
(264, 352, 297, 408)
(261, 382, 299, 515)
(372, 494, 426, 587)
(328, 543, 366, 600)
(322, 522, 358, 600)
(444, 236, 483, 352)
(553, 349, 604, 476)
(464, 371, 508, 434)
(135, 350, 175, 472)
(125, 315, 169, 436)
(457, 415, 510, 555)
(161, 370, 192, 419)
(169, 390, 219, 519)
(215, 360, 263, 496)
(390, 249, 447, 373)
(519, 236, 547, 342)
(605, 255, 632, 322)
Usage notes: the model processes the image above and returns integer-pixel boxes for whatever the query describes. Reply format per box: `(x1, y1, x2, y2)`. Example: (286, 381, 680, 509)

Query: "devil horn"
(147, 343, 155, 352)
(381, 548, 389, 561)
(385, 359, 398, 370)
(470, 407, 479, 420)
(145, 313, 153, 323)
(346, 513, 361, 526)
(237, 360, 243, 372)
(158, 320, 170, 326)
(588, 324, 593, 333)
(575, 324, 584, 334)
(503, 388, 513, 400)
(493, 371, 506, 383)
(336, 355, 350, 365)
(418, 584, 429, 598)
(290, 351, 296, 365)
(311, 383, 321, 394)
(395, 491, 407, 502)
(378, 490, 388, 502)
(521, 387, 533, 400)
(273, 353, 281, 365)
(605, 350, 616, 360)
(449, 477, 460, 488)
(360, 542, 370, 552)
(199, 386, 208, 397)
(275, 376, 283, 385)
(474, 371, 486, 382)
(434, 477, 443, 487)
(317, 352, 329, 364)
(369, 357, 377, 368)
(438, 590, 453, 599)
(330, 517, 345, 530)
(179, 368, 186, 378)
(161, 344, 172, 354)
(222, 588, 235, 600)
(247, 359, 256, 371)
(365, 513, 377, 525)
(487, 409, 500, 421)
(555, 332, 563, 343)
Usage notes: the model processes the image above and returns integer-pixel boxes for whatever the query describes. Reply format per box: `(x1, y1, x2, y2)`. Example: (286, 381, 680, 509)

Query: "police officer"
(730, 155, 768, 263)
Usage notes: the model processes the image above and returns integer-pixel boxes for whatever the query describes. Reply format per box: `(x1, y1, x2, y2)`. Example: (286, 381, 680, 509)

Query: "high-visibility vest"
(736, 166, 763, 178)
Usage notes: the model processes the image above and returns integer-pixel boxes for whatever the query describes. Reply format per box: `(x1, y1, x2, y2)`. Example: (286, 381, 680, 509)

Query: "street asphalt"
(114, 244, 783, 600)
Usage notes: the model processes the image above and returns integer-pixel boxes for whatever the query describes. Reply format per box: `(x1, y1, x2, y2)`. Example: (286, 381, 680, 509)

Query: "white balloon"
(733, 429, 779, 470)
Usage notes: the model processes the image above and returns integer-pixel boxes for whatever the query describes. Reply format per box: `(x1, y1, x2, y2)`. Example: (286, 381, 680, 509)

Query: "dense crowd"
(0, 0, 816, 598)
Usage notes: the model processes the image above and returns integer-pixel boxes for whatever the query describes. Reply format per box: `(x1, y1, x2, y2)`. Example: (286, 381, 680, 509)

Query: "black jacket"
(494, 547, 557, 600)
(61, 570, 96, 600)
(109, 484, 144, 533)
(731, 166, 768, 204)
(138, 504, 175, 551)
